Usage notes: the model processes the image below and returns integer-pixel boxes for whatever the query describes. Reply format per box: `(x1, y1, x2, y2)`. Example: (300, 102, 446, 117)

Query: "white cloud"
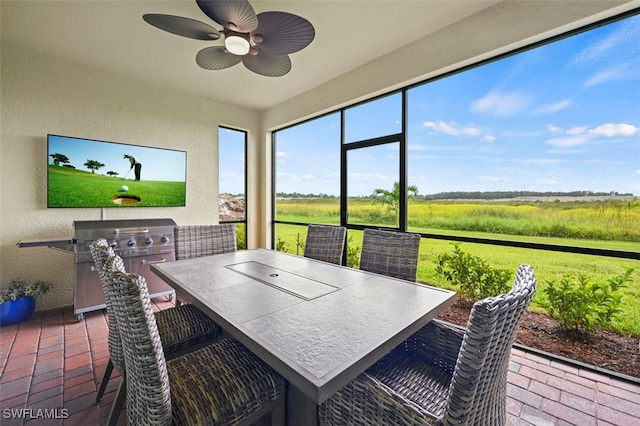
(276, 171, 301, 182)
(584, 65, 628, 87)
(546, 122, 638, 148)
(636, 170, 640, 175)
(588, 123, 638, 137)
(423, 121, 480, 137)
(533, 99, 572, 114)
(423, 121, 495, 142)
(572, 19, 640, 66)
(546, 134, 591, 148)
(275, 151, 292, 164)
(302, 174, 316, 181)
(347, 172, 388, 182)
(470, 90, 532, 118)
(546, 124, 563, 133)
(566, 126, 588, 135)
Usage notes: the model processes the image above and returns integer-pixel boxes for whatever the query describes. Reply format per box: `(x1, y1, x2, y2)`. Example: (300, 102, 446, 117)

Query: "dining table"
(151, 248, 457, 425)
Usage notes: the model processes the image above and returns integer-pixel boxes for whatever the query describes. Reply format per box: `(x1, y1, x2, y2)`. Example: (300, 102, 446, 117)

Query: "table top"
(151, 249, 457, 404)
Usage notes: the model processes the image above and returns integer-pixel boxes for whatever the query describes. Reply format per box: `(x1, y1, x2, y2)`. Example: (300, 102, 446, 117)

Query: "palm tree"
(49, 153, 70, 166)
(371, 181, 419, 225)
(84, 159, 105, 173)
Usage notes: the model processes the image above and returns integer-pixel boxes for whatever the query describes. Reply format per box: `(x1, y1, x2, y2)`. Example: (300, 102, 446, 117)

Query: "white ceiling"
(1, 0, 501, 111)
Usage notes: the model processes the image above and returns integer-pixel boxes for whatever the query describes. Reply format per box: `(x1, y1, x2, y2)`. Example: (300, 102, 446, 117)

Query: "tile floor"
(1, 300, 639, 426)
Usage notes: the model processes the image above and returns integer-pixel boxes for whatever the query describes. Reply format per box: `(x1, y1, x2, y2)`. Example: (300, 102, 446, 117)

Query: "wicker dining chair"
(108, 270, 286, 426)
(319, 264, 537, 426)
(89, 240, 222, 425)
(173, 223, 237, 306)
(304, 225, 347, 265)
(359, 229, 421, 281)
(174, 223, 237, 260)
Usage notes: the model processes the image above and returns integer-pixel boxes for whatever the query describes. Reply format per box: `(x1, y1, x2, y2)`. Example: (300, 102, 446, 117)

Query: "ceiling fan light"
(225, 31, 250, 55)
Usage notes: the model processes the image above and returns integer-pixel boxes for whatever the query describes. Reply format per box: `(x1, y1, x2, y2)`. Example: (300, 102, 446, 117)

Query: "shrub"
(543, 268, 633, 336)
(435, 243, 511, 300)
(346, 235, 361, 268)
(235, 223, 246, 250)
(275, 236, 288, 252)
(0, 278, 52, 304)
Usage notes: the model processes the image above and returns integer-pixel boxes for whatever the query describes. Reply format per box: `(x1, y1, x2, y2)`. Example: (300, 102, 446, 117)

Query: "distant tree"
(49, 153, 70, 166)
(84, 159, 105, 173)
(371, 181, 419, 224)
(106, 171, 119, 177)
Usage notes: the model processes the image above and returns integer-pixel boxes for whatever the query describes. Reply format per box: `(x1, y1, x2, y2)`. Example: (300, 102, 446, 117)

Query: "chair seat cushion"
(367, 348, 452, 419)
(167, 338, 285, 425)
(155, 304, 220, 354)
(320, 348, 452, 426)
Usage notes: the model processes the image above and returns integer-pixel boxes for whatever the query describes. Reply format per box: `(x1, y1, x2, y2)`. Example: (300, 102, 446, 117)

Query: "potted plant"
(0, 278, 51, 326)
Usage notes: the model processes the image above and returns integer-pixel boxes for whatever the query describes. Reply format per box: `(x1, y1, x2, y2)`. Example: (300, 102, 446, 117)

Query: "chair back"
(89, 239, 127, 371)
(359, 229, 421, 281)
(443, 264, 537, 426)
(174, 224, 237, 260)
(304, 225, 347, 265)
(109, 270, 172, 426)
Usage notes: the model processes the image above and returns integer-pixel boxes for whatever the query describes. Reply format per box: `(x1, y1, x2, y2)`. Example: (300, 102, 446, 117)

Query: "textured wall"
(0, 44, 260, 311)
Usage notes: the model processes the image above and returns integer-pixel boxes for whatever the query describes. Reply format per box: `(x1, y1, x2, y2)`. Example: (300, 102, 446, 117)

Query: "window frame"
(271, 9, 640, 261)
(218, 125, 248, 249)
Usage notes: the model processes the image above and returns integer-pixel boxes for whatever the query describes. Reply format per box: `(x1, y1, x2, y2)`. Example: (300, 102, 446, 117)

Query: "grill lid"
(73, 218, 177, 240)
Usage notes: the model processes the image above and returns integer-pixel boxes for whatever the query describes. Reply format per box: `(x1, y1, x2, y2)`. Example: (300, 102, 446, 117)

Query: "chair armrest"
(401, 319, 465, 375)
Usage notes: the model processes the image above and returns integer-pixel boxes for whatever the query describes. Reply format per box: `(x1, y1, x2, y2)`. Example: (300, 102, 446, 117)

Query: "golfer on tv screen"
(124, 154, 142, 181)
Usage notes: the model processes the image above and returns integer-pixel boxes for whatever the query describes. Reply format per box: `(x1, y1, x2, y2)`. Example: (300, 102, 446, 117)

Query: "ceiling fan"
(143, 0, 315, 77)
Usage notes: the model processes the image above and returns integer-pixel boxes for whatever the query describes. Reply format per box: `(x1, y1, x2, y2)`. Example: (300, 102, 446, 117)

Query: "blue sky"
(273, 14, 639, 197)
(219, 128, 246, 195)
(48, 135, 186, 182)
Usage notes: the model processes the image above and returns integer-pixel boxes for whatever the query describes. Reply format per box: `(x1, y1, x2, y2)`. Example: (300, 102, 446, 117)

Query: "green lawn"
(275, 220, 640, 337)
(48, 165, 185, 207)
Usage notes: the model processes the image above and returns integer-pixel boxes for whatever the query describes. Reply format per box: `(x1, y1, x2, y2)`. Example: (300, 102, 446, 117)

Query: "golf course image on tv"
(47, 134, 187, 208)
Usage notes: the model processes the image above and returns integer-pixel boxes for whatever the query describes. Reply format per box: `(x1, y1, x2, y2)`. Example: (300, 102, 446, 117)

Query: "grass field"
(274, 198, 640, 336)
(48, 165, 185, 207)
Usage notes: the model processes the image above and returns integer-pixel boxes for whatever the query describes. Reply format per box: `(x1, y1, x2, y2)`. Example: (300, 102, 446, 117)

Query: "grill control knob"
(161, 235, 170, 244)
(127, 238, 136, 247)
(109, 241, 118, 249)
(145, 237, 153, 246)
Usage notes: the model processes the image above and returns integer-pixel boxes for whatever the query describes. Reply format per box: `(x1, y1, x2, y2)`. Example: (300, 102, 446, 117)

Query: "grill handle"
(115, 228, 150, 235)
(141, 258, 167, 265)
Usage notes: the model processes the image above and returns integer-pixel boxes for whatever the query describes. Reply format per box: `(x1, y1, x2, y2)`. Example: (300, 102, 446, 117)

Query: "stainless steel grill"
(72, 218, 176, 321)
(19, 218, 177, 322)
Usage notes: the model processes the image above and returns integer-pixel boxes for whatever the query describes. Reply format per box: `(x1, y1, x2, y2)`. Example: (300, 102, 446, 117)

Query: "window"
(274, 113, 341, 225)
(344, 93, 402, 143)
(218, 126, 247, 249)
(406, 13, 640, 249)
(273, 11, 639, 254)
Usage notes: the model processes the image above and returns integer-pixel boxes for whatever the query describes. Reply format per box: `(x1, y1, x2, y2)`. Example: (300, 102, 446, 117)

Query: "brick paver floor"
(1, 301, 639, 425)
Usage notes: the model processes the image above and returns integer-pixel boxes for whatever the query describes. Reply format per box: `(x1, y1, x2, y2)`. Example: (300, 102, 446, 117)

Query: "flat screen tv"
(47, 134, 187, 208)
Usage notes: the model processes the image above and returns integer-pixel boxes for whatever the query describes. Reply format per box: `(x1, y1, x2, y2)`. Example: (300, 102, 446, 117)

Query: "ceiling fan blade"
(143, 14, 220, 40)
(196, 46, 242, 70)
(243, 51, 291, 77)
(252, 12, 315, 55)
(196, 0, 258, 33)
